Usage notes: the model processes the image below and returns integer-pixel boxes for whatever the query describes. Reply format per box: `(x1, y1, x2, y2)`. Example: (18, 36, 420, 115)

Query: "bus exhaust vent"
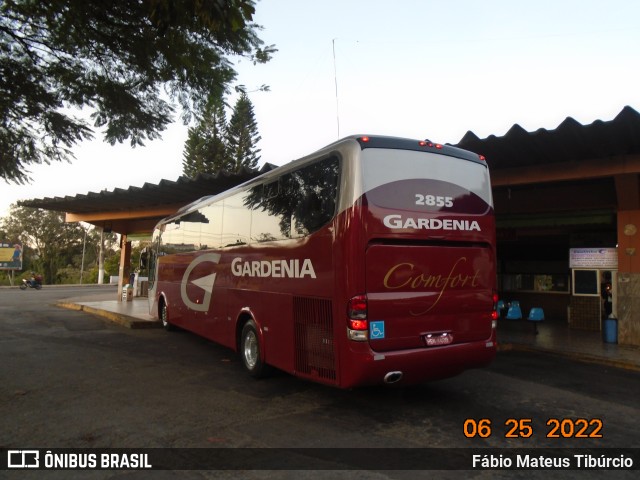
(293, 296, 336, 383)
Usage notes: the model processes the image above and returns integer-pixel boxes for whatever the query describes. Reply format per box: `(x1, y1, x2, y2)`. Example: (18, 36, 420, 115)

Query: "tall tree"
(226, 92, 261, 172)
(0, 0, 275, 183)
(182, 97, 229, 176)
(0, 205, 87, 283)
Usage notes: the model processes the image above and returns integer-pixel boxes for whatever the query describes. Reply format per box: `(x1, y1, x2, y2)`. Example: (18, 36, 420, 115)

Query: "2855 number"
(415, 194, 453, 208)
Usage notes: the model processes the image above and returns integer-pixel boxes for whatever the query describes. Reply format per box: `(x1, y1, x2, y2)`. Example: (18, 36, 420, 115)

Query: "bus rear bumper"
(341, 337, 497, 388)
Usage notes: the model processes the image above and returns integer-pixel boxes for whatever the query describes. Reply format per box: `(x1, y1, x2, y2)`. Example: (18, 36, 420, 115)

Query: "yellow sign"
(0, 243, 23, 270)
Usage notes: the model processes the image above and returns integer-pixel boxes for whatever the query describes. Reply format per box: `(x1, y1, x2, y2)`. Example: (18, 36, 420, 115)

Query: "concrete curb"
(498, 342, 640, 373)
(56, 301, 161, 330)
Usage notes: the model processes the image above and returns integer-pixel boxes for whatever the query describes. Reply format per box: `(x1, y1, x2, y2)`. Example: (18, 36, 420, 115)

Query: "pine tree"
(226, 93, 262, 172)
(182, 99, 229, 177)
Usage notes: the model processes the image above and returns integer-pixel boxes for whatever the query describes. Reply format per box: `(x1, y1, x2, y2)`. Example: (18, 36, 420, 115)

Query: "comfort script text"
(383, 257, 481, 315)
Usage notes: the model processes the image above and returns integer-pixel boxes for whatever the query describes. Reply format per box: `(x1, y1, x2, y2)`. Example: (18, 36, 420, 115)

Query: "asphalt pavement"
(50, 285, 640, 373)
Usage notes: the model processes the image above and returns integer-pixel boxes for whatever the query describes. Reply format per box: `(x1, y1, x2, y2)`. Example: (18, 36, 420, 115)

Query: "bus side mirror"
(140, 248, 148, 270)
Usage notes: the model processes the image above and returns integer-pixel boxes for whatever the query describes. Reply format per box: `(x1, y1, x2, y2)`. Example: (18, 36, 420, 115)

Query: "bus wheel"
(240, 320, 269, 378)
(160, 299, 174, 331)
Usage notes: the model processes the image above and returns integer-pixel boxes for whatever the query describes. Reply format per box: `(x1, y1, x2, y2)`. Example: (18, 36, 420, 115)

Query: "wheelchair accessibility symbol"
(370, 321, 385, 340)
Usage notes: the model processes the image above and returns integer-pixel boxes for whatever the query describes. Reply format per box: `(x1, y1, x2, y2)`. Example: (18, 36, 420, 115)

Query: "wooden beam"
(491, 154, 640, 187)
(64, 204, 183, 223)
(77, 218, 164, 236)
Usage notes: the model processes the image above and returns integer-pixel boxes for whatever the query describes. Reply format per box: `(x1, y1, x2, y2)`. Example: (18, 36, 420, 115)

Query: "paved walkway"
(57, 293, 158, 329)
(498, 318, 640, 372)
(56, 294, 640, 372)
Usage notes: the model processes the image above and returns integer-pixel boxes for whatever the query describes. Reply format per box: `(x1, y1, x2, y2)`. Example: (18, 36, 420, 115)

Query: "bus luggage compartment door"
(365, 243, 494, 352)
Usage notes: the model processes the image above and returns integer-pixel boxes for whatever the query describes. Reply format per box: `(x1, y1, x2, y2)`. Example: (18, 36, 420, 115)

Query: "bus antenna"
(332, 38, 340, 138)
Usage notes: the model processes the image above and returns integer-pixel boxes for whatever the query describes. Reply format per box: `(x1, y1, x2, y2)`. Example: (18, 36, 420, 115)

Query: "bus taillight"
(347, 294, 369, 341)
(491, 292, 499, 326)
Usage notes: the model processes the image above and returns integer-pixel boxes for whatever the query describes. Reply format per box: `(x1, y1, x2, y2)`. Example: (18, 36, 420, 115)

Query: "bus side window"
(249, 184, 287, 243)
(289, 156, 339, 237)
(162, 222, 183, 254)
(222, 192, 252, 247)
(244, 180, 293, 241)
(180, 212, 203, 251)
(263, 180, 279, 199)
(200, 203, 223, 249)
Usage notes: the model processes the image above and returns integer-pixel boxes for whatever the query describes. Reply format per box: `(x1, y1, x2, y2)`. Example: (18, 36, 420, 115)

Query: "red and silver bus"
(148, 135, 497, 388)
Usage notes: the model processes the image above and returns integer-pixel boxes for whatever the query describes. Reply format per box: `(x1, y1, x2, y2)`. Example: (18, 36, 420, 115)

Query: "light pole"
(79, 225, 87, 285)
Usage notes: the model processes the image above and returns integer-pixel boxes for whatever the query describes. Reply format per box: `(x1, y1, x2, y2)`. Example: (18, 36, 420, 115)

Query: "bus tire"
(240, 320, 269, 378)
(160, 298, 174, 331)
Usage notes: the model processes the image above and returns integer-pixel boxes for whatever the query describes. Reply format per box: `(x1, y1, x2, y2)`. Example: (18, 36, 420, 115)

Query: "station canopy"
(20, 165, 275, 238)
(455, 105, 640, 170)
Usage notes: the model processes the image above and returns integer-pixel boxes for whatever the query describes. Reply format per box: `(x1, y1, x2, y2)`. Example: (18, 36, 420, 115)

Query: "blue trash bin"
(603, 317, 618, 344)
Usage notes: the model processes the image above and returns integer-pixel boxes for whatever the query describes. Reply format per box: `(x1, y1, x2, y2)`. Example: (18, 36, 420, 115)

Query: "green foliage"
(0, 0, 275, 183)
(1, 204, 83, 282)
(0, 204, 119, 284)
(103, 252, 122, 282)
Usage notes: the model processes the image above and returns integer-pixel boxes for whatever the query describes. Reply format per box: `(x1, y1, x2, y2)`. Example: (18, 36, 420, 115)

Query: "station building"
(22, 106, 640, 347)
(456, 106, 640, 346)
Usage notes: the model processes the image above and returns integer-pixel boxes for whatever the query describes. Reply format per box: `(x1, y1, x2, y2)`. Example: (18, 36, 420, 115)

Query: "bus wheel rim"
(161, 304, 168, 327)
(244, 330, 258, 369)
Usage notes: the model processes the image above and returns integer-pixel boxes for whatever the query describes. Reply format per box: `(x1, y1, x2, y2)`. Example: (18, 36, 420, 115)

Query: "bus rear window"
(362, 149, 493, 215)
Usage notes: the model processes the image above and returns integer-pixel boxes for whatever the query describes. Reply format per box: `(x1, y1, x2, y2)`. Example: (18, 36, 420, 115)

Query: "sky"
(1, 0, 639, 218)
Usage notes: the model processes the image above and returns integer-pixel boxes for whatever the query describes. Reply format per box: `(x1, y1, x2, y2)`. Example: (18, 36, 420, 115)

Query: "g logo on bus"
(180, 253, 221, 312)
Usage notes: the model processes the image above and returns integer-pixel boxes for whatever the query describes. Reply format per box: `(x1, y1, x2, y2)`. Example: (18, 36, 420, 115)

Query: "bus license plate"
(424, 333, 453, 347)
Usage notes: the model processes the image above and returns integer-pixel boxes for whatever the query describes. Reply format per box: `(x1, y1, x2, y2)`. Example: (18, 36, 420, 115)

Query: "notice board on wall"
(569, 248, 618, 269)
